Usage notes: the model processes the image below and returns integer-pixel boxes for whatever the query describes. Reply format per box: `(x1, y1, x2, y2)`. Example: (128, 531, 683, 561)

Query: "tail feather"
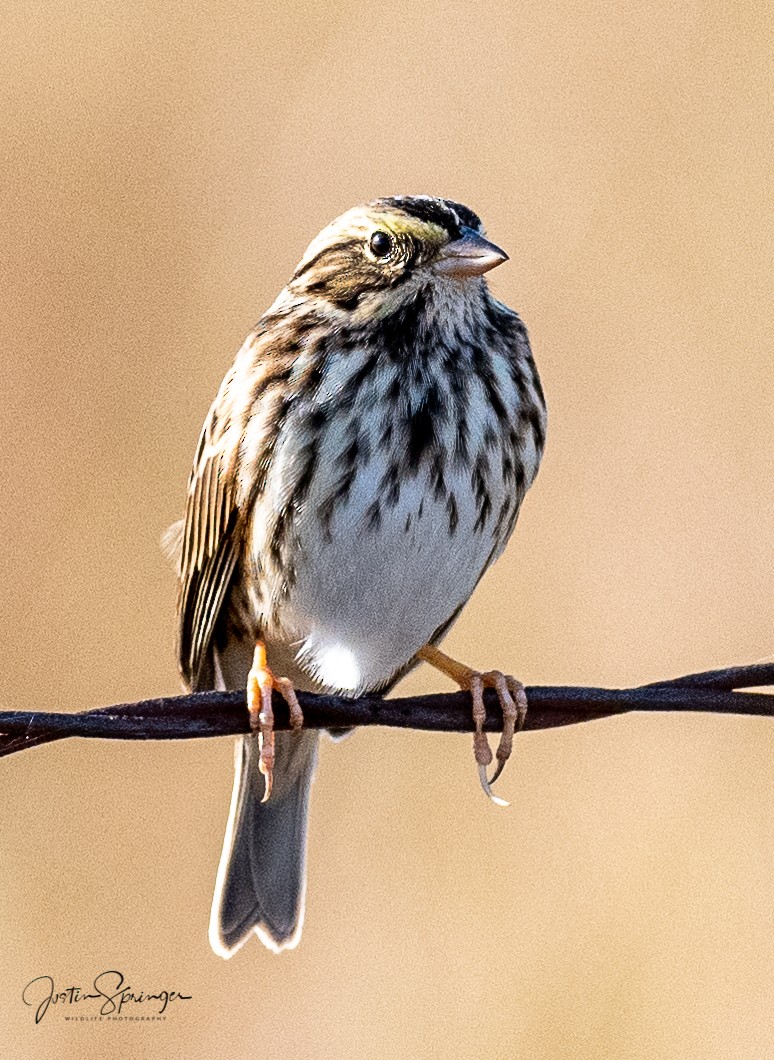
(209, 728, 319, 957)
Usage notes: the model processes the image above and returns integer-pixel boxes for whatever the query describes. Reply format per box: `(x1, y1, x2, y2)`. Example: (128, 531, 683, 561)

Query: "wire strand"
(0, 663, 771, 760)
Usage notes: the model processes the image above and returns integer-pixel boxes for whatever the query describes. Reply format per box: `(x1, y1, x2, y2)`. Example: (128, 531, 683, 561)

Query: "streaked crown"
(288, 196, 505, 311)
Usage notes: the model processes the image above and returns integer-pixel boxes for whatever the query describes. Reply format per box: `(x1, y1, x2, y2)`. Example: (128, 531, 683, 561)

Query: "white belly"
(270, 459, 504, 693)
(245, 332, 540, 695)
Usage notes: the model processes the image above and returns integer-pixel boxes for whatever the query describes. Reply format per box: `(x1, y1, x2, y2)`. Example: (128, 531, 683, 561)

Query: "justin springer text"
(22, 970, 192, 1024)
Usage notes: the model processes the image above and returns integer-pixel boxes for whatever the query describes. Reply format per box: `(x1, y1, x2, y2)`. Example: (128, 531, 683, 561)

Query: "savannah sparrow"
(170, 195, 546, 957)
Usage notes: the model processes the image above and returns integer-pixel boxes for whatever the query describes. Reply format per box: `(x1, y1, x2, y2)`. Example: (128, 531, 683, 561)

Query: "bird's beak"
(435, 226, 509, 278)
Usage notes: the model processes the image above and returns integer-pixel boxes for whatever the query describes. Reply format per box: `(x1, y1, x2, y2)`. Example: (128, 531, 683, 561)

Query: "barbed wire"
(0, 662, 771, 760)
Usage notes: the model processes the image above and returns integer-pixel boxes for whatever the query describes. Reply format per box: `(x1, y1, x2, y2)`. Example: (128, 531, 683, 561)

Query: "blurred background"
(1, 1, 772, 1057)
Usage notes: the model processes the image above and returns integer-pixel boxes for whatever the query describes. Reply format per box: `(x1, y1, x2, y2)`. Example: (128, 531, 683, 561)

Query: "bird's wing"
(174, 310, 317, 689)
(177, 365, 248, 691)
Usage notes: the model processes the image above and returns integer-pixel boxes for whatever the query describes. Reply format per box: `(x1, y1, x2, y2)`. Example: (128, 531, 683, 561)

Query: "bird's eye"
(369, 230, 393, 258)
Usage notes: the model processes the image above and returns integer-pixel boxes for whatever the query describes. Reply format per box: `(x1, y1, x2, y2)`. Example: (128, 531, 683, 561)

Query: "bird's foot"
(247, 641, 304, 802)
(417, 644, 527, 807)
(468, 670, 527, 804)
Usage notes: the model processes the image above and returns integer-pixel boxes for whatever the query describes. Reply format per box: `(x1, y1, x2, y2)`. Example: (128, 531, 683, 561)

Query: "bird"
(168, 195, 546, 958)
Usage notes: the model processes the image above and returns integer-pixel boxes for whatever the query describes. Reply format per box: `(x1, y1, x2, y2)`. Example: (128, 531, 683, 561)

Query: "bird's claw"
(469, 669, 527, 806)
(478, 763, 510, 808)
(247, 644, 304, 803)
(248, 664, 275, 802)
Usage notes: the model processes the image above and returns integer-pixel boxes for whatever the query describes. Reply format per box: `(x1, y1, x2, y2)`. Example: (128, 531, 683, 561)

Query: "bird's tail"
(209, 728, 319, 957)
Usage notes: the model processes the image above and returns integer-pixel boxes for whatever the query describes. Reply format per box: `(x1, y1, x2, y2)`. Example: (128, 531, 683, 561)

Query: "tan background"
(1, 1, 772, 1057)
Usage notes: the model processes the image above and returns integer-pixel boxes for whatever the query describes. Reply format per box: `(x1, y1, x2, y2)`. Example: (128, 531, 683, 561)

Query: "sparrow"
(169, 195, 546, 956)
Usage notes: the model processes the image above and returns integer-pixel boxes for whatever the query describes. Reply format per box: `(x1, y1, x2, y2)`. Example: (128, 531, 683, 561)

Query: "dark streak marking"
(447, 493, 459, 534)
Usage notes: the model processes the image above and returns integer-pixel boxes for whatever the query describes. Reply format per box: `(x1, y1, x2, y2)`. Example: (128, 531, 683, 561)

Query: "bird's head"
(286, 196, 508, 316)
